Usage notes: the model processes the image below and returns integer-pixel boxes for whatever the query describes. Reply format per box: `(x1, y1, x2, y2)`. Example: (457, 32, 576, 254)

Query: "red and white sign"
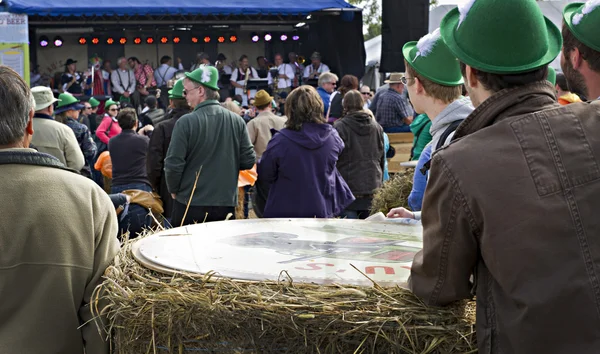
(135, 219, 423, 287)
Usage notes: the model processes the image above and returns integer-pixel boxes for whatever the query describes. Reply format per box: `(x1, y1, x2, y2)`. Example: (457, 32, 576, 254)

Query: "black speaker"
(380, 0, 429, 73)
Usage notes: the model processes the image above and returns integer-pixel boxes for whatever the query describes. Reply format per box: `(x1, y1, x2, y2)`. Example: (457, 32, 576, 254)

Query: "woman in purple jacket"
(257, 85, 355, 218)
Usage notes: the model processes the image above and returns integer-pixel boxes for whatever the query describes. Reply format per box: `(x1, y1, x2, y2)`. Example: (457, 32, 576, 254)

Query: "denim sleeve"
(408, 144, 432, 211)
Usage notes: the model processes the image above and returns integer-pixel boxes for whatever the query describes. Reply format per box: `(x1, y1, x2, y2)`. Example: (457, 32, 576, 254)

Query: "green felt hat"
(55, 93, 84, 113)
(402, 28, 463, 86)
(56, 93, 80, 109)
(168, 78, 185, 99)
(185, 65, 219, 91)
(104, 99, 118, 110)
(88, 97, 100, 108)
(563, 1, 600, 52)
(440, 0, 562, 74)
(547, 67, 556, 85)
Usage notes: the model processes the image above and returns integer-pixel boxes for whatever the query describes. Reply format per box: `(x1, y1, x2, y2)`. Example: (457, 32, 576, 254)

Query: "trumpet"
(298, 56, 306, 65)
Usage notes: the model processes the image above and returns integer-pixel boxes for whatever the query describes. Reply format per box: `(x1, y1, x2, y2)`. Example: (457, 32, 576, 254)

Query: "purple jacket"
(258, 122, 355, 218)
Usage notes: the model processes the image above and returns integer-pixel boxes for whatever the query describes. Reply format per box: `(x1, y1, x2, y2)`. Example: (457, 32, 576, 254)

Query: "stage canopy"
(4, 0, 354, 16)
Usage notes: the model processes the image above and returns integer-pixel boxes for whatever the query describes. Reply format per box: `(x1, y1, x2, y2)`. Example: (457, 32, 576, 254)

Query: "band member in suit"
(230, 55, 259, 107)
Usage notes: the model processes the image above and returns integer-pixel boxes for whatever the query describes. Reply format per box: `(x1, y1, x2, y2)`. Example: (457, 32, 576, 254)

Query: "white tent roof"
(366, 0, 579, 69)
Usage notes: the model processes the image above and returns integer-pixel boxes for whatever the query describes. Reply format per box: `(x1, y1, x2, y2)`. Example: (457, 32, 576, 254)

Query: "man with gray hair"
(165, 65, 255, 226)
(111, 57, 136, 102)
(31, 86, 84, 171)
(0, 65, 119, 354)
(317, 71, 338, 116)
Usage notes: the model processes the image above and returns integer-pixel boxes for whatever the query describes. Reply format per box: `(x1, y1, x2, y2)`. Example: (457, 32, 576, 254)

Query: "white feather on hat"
(414, 28, 442, 62)
(458, 0, 477, 28)
(200, 65, 211, 83)
(573, 0, 600, 25)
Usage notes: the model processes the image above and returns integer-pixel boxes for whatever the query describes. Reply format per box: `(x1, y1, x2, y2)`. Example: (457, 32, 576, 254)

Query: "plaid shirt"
(375, 88, 412, 128)
(134, 64, 157, 88)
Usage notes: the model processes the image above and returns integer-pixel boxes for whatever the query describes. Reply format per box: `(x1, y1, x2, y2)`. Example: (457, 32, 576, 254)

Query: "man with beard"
(408, 0, 600, 353)
(561, 1, 600, 102)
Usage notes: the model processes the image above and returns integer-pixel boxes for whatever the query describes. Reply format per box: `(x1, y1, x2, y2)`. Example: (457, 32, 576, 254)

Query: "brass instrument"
(215, 60, 224, 71)
(269, 65, 280, 90)
(298, 56, 306, 65)
(243, 67, 250, 94)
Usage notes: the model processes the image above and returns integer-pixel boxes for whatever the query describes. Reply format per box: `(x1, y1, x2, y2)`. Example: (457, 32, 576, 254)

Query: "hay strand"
(181, 166, 203, 227)
(93, 236, 476, 353)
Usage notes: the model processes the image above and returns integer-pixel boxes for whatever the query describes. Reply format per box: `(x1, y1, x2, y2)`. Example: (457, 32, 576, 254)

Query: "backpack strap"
(420, 119, 464, 175)
(410, 120, 431, 160)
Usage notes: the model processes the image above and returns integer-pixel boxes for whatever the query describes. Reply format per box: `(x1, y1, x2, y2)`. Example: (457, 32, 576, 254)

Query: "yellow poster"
(0, 43, 29, 85)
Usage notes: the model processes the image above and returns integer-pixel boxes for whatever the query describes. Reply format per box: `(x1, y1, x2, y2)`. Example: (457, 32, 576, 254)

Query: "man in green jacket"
(165, 65, 256, 226)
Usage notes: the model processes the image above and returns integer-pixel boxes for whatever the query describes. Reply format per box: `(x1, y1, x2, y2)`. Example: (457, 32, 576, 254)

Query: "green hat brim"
(184, 72, 219, 91)
(168, 89, 184, 100)
(563, 2, 600, 52)
(402, 41, 464, 86)
(441, 8, 562, 74)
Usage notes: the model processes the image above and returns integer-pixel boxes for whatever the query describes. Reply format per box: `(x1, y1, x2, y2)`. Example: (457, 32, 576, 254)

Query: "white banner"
(0, 13, 28, 44)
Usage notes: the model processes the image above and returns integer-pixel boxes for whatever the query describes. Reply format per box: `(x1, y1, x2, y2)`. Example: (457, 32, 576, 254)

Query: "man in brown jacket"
(0, 65, 120, 353)
(246, 90, 286, 159)
(409, 1, 600, 353)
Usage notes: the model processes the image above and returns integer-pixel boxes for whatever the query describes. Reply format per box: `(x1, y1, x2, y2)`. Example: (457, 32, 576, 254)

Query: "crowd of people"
(1, 0, 600, 353)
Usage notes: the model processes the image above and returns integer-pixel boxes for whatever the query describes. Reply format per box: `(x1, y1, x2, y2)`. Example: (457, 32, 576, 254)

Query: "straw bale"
(371, 169, 414, 215)
(93, 237, 476, 353)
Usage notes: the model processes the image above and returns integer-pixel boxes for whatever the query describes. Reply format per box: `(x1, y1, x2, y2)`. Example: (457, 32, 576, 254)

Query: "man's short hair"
(256, 56, 265, 62)
(160, 56, 172, 65)
(117, 108, 137, 130)
(239, 55, 248, 62)
(318, 72, 339, 87)
(562, 24, 600, 73)
(0, 66, 34, 145)
(460, 62, 548, 94)
(171, 98, 190, 110)
(405, 61, 462, 104)
(128, 57, 141, 64)
(555, 72, 570, 91)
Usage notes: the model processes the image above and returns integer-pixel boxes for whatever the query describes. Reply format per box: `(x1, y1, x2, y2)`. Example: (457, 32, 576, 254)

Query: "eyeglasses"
(183, 87, 201, 96)
(84, 107, 92, 110)
(108, 108, 119, 112)
(401, 76, 415, 85)
(360, 92, 370, 95)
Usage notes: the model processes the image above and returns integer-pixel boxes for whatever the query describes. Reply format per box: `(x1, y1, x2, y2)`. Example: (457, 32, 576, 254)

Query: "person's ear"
(465, 65, 478, 89)
(569, 47, 583, 71)
(26, 108, 34, 136)
(415, 77, 425, 95)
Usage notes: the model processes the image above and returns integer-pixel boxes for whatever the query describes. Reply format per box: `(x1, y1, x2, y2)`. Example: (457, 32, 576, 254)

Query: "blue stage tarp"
(4, 0, 354, 16)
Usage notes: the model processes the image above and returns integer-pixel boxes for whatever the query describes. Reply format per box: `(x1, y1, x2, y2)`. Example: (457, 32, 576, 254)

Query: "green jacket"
(410, 114, 432, 161)
(164, 100, 256, 207)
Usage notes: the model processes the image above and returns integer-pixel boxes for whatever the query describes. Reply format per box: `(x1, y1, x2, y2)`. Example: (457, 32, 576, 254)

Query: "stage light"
(203, 36, 211, 43)
(91, 37, 99, 45)
(292, 35, 300, 41)
(280, 34, 288, 41)
(53, 36, 63, 47)
(78, 37, 87, 45)
(106, 37, 114, 45)
(134, 37, 142, 44)
(217, 36, 225, 43)
(160, 36, 169, 44)
(295, 22, 306, 28)
(119, 37, 127, 45)
(251, 33, 259, 42)
(39, 36, 49, 47)
(173, 36, 181, 44)
(229, 35, 238, 43)
(146, 37, 154, 44)
(264, 33, 272, 42)
(191, 37, 199, 43)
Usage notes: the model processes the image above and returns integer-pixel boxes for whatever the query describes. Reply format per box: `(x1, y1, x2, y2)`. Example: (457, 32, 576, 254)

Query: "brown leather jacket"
(410, 82, 600, 353)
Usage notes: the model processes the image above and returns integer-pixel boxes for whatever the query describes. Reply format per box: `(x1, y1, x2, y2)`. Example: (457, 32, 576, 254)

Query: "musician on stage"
(268, 53, 294, 95)
(230, 55, 259, 107)
(303, 52, 330, 80)
(288, 52, 304, 88)
(62, 58, 85, 95)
